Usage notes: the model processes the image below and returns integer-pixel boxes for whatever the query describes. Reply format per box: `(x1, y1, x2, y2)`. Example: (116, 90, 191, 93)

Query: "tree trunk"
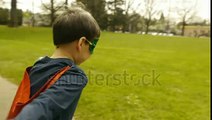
(9, 0, 18, 27)
(181, 22, 185, 36)
(50, 0, 54, 26)
(145, 20, 150, 34)
(181, 17, 186, 36)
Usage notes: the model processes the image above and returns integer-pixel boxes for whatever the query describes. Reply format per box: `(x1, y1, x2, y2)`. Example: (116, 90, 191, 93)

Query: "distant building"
(23, 13, 50, 27)
(184, 25, 210, 37)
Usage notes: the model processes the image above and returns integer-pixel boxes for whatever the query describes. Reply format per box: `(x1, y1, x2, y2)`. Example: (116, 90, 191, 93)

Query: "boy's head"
(53, 7, 100, 65)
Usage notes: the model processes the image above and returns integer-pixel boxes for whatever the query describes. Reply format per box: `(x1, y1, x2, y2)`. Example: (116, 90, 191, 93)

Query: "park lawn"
(0, 25, 210, 120)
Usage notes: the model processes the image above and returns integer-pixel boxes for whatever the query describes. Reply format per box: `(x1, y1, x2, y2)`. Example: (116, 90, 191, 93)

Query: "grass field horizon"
(0, 25, 210, 120)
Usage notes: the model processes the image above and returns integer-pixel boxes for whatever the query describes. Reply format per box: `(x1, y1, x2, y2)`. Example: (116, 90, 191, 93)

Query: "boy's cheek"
(78, 52, 90, 64)
(78, 45, 90, 63)
(84, 52, 91, 61)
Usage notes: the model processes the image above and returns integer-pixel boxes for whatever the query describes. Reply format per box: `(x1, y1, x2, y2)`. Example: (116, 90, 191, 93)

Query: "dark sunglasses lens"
(89, 38, 99, 54)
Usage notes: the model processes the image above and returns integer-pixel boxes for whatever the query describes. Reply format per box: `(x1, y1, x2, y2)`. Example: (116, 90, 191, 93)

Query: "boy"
(15, 7, 100, 120)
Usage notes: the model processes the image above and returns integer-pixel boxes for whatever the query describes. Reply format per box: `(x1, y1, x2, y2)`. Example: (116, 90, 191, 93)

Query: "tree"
(155, 12, 166, 32)
(16, 9, 23, 25)
(0, 8, 9, 25)
(176, 0, 197, 36)
(128, 12, 142, 33)
(76, 0, 108, 30)
(8, 0, 18, 27)
(122, 0, 137, 32)
(107, 0, 125, 31)
(138, 0, 159, 34)
(42, 0, 66, 26)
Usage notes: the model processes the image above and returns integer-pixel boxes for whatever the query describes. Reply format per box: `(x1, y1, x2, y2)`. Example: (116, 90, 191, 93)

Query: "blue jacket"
(15, 56, 88, 120)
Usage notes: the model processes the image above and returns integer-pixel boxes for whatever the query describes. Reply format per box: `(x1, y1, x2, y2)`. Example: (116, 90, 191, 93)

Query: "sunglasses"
(85, 38, 99, 54)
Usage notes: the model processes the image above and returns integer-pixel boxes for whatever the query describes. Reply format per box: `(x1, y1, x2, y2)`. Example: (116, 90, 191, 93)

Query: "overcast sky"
(2, 0, 210, 20)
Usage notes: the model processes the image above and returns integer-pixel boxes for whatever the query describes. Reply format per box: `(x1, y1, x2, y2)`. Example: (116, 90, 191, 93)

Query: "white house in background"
(184, 25, 210, 37)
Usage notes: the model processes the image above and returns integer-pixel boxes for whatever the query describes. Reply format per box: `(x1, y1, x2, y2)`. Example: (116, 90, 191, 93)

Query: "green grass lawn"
(0, 25, 210, 120)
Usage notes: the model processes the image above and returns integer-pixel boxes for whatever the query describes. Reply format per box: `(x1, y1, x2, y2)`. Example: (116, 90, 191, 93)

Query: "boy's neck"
(51, 48, 75, 62)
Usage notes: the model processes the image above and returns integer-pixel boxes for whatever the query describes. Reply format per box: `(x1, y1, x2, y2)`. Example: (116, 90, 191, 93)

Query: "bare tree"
(138, 0, 159, 34)
(124, 0, 145, 17)
(176, 0, 197, 36)
(9, 0, 18, 27)
(42, 0, 66, 26)
(122, 0, 136, 32)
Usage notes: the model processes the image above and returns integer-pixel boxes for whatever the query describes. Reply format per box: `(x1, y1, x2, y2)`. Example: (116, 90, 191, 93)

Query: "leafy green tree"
(128, 12, 142, 33)
(76, 0, 108, 30)
(107, 0, 125, 31)
(0, 8, 9, 25)
(16, 9, 23, 26)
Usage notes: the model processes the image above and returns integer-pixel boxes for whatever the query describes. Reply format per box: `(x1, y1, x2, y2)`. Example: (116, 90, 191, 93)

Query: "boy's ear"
(77, 37, 86, 51)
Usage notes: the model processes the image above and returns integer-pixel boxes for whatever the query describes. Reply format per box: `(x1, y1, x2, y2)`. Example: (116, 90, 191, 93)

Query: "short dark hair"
(53, 7, 100, 46)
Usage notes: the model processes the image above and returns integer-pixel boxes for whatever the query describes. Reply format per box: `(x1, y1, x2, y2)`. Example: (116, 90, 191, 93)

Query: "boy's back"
(16, 56, 87, 120)
(13, 7, 100, 120)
